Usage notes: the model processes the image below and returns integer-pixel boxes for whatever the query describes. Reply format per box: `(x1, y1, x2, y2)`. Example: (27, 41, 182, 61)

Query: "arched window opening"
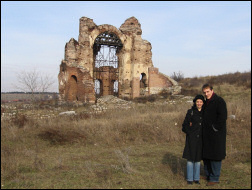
(93, 32, 122, 69)
(140, 73, 147, 96)
(140, 73, 147, 88)
(95, 45, 118, 68)
(71, 75, 77, 82)
(94, 79, 103, 98)
(113, 80, 118, 96)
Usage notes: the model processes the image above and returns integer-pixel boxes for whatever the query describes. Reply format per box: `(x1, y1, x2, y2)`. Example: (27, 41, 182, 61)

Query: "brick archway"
(93, 32, 122, 97)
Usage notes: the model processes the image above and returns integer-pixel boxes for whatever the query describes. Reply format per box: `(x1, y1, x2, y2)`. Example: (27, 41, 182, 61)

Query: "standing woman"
(182, 95, 205, 184)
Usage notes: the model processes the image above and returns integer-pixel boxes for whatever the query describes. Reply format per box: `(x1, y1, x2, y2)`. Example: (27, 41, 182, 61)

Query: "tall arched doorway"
(93, 32, 123, 97)
(113, 80, 118, 96)
(140, 73, 147, 96)
(68, 75, 78, 101)
(94, 79, 102, 97)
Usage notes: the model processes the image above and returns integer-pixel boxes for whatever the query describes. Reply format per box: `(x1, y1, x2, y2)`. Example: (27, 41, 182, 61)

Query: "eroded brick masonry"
(58, 16, 181, 103)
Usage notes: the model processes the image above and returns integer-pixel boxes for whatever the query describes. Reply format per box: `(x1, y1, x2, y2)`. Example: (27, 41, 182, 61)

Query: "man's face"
(203, 88, 214, 99)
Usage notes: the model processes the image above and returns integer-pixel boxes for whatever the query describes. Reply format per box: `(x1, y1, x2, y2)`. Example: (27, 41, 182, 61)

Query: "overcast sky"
(1, 1, 251, 92)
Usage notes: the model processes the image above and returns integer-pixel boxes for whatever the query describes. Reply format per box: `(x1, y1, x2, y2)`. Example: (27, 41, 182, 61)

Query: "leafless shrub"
(171, 71, 184, 82)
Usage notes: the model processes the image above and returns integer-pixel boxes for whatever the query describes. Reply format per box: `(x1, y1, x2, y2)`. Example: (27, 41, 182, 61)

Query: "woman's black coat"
(182, 106, 203, 162)
(202, 93, 227, 160)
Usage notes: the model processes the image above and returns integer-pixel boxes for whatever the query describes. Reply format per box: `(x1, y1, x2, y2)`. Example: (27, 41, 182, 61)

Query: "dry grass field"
(1, 71, 251, 189)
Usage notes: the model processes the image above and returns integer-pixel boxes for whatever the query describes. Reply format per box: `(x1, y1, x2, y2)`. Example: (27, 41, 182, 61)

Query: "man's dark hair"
(202, 83, 213, 91)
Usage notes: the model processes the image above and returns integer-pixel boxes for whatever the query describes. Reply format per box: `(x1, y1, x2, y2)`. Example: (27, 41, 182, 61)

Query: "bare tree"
(40, 74, 55, 93)
(39, 74, 55, 100)
(14, 69, 55, 102)
(15, 70, 39, 102)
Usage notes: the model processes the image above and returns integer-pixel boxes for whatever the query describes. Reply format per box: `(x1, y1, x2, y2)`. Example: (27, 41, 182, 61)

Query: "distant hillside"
(178, 71, 251, 96)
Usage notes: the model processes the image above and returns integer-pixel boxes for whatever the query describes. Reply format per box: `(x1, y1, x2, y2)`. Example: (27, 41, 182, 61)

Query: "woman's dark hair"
(193, 94, 205, 103)
(192, 94, 205, 108)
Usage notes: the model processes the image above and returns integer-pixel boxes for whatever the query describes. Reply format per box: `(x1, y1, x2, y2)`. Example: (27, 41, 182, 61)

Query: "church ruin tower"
(58, 16, 181, 103)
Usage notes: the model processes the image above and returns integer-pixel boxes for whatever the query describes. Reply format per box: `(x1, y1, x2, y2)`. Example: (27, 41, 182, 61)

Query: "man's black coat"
(202, 93, 227, 160)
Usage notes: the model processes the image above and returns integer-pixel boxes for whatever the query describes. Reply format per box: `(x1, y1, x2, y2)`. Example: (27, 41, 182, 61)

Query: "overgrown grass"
(179, 71, 251, 96)
(1, 72, 251, 189)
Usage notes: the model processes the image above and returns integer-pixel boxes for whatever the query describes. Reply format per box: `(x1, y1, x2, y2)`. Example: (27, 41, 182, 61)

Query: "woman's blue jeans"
(187, 161, 200, 182)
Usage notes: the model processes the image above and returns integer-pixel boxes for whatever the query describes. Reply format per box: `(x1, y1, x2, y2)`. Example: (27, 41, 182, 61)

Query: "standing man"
(202, 84, 227, 186)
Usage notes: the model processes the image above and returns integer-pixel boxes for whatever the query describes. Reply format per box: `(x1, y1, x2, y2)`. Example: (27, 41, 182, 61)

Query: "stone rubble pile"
(91, 95, 133, 113)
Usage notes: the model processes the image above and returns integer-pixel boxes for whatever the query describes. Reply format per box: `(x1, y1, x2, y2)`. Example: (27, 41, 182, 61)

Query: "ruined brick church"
(58, 16, 181, 103)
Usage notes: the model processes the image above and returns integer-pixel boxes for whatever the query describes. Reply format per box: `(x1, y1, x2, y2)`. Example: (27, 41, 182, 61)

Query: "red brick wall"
(148, 67, 172, 94)
(64, 66, 95, 103)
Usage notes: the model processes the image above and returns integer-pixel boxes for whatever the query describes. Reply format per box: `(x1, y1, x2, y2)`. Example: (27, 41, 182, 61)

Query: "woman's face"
(196, 99, 204, 110)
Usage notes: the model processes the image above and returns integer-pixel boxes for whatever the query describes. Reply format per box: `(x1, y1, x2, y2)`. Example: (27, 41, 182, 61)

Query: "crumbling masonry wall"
(58, 16, 181, 103)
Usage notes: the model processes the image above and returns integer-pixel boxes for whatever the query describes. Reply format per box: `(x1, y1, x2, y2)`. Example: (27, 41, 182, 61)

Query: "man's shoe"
(194, 181, 200, 184)
(187, 181, 193, 185)
(206, 181, 219, 186)
(201, 176, 209, 181)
